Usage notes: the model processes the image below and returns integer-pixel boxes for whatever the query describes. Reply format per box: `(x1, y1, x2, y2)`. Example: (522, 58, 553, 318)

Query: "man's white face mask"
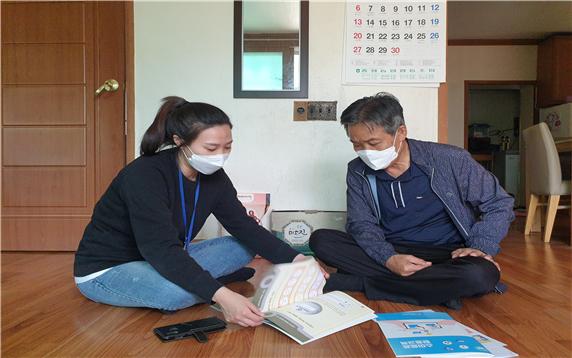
(183, 145, 229, 175)
(357, 134, 402, 171)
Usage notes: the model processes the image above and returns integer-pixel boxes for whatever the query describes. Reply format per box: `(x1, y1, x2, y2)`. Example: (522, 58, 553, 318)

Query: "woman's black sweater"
(74, 148, 298, 301)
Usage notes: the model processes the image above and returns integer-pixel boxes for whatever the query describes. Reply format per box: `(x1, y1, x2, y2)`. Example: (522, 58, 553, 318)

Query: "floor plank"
(2, 221, 571, 357)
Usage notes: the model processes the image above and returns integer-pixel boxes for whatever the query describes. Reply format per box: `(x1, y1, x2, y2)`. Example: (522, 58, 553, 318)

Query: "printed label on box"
(283, 221, 313, 246)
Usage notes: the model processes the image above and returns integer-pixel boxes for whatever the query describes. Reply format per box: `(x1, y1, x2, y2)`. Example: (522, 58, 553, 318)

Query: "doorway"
(464, 80, 536, 209)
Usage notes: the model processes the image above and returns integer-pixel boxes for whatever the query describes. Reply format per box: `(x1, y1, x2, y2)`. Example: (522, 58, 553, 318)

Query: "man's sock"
(442, 297, 463, 310)
(158, 309, 178, 315)
(218, 267, 256, 285)
(324, 273, 364, 292)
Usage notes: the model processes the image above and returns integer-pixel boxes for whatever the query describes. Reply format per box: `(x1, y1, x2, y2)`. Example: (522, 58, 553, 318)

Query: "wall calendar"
(343, 1, 446, 84)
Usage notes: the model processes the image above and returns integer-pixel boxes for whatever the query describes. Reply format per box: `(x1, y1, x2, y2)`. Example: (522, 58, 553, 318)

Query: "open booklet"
(376, 311, 518, 358)
(215, 258, 376, 345)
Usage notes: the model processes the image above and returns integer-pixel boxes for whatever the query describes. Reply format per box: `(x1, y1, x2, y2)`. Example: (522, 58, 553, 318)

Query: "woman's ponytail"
(140, 96, 232, 156)
(140, 96, 187, 156)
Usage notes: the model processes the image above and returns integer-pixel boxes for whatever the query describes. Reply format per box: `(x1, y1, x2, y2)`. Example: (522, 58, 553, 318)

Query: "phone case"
(153, 316, 226, 343)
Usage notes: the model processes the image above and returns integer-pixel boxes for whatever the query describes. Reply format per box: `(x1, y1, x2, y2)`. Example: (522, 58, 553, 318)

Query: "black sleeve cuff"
(189, 272, 224, 302)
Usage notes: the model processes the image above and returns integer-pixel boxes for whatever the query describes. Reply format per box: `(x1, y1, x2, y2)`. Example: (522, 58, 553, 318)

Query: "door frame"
(438, 83, 448, 143)
(125, 2, 135, 162)
(463, 80, 537, 149)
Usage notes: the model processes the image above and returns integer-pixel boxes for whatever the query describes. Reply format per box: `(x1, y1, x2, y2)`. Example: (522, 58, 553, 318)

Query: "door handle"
(95, 79, 120, 96)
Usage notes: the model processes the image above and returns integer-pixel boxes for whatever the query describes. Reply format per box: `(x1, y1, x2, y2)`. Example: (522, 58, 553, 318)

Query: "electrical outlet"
(293, 101, 308, 121)
(307, 101, 337, 121)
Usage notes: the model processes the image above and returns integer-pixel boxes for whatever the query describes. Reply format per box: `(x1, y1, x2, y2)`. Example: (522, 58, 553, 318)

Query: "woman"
(74, 96, 325, 327)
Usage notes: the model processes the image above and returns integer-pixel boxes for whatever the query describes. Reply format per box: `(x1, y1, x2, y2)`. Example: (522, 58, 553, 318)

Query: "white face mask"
(357, 135, 401, 171)
(183, 145, 229, 175)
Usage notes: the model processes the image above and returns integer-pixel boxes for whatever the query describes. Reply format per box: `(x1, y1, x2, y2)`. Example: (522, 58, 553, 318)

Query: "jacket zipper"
(356, 171, 381, 220)
(429, 168, 470, 237)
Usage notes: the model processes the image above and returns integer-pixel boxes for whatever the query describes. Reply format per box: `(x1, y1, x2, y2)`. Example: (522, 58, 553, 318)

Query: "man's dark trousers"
(310, 229, 500, 306)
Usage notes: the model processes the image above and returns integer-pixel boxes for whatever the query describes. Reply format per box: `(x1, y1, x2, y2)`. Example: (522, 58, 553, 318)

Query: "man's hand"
(385, 254, 432, 276)
(293, 253, 330, 279)
(213, 287, 265, 327)
(451, 248, 500, 271)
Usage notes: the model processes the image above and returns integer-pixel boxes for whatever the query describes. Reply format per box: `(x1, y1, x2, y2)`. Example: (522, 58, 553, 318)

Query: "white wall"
(447, 45, 537, 148)
(134, 1, 439, 216)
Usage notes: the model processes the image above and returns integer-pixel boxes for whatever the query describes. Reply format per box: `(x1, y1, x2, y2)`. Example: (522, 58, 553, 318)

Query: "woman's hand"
(293, 253, 330, 279)
(212, 287, 264, 327)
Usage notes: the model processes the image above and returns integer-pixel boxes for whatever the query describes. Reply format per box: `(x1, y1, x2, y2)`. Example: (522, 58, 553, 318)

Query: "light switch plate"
(294, 101, 337, 121)
(308, 101, 337, 121)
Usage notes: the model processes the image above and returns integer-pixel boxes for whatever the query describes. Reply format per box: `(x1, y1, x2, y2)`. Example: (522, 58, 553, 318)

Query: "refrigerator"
(540, 103, 572, 140)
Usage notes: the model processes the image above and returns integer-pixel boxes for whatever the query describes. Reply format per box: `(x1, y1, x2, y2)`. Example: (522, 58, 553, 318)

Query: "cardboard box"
(271, 211, 347, 255)
(218, 193, 271, 237)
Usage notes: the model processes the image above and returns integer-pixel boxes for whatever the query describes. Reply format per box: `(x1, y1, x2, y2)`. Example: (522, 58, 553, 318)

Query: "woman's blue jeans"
(76, 236, 254, 311)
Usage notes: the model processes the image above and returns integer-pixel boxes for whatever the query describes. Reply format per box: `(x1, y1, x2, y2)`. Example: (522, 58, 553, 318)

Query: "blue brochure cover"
(376, 312, 492, 357)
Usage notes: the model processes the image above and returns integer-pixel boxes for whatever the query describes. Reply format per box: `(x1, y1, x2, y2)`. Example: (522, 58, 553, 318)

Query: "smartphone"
(153, 316, 226, 343)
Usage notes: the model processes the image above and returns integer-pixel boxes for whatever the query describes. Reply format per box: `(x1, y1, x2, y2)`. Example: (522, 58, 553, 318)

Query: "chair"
(523, 123, 571, 242)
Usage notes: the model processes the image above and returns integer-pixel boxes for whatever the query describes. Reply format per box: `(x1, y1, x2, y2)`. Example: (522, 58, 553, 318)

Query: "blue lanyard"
(178, 169, 200, 250)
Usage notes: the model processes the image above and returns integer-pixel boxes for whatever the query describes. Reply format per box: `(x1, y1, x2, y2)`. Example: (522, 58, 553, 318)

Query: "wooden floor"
(2, 219, 571, 357)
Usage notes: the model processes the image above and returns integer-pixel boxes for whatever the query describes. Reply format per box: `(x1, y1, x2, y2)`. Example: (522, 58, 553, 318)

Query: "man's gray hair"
(340, 92, 405, 135)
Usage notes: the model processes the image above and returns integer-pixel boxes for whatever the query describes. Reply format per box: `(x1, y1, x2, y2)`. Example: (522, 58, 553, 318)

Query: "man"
(310, 93, 514, 309)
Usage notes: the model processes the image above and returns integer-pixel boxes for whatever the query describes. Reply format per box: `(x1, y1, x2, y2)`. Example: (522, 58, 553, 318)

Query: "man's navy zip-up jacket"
(346, 139, 515, 265)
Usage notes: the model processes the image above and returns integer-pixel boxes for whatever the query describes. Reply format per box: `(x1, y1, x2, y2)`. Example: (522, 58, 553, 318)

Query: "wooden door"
(1, 2, 127, 250)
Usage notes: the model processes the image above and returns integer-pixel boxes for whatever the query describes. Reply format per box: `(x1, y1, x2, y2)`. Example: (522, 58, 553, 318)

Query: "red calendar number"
(391, 47, 401, 54)
(354, 18, 362, 26)
(353, 46, 362, 54)
(353, 32, 363, 40)
(355, 4, 361, 11)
